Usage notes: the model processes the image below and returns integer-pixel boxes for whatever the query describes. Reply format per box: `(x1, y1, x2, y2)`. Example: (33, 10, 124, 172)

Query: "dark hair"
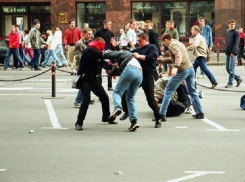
(33, 19, 40, 25)
(161, 33, 172, 40)
(69, 18, 75, 24)
(24, 29, 29, 34)
(103, 18, 111, 24)
(130, 19, 137, 25)
(228, 19, 236, 24)
(15, 24, 20, 28)
(137, 33, 149, 41)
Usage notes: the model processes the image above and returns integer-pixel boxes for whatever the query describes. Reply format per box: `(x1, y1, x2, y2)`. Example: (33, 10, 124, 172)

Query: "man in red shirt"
(63, 18, 83, 75)
(3, 25, 25, 70)
(238, 27, 245, 65)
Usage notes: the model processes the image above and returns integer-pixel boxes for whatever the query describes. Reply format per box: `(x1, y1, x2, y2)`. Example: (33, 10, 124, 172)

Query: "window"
(30, 6, 50, 13)
(77, 3, 106, 32)
(161, 2, 187, 36)
(132, 2, 159, 32)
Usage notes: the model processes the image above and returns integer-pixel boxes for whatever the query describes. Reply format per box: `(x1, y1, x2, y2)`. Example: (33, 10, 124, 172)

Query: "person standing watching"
(3, 25, 25, 70)
(224, 19, 243, 88)
(127, 19, 137, 50)
(95, 18, 119, 91)
(187, 25, 218, 88)
(63, 18, 83, 75)
(27, 20, 46, 70)
(197, 17, 213, 79)
(164, 20, 179, 40)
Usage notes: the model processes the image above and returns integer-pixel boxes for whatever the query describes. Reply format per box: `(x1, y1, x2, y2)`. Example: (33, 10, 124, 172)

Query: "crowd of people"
(1, 17, 243, 132)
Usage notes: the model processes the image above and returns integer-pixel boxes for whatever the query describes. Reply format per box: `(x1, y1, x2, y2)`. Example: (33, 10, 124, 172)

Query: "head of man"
(119, 29, 124, 35)
(169, 20, 175, 29)
(139, 21, 145, 30)
(10, 25, 16, 33)
(165, 21, 170, 29)
(191, 25, 200, 36)
(33, 20, 40, 30)
(239, 27, 243, 33)
(161, 33, 172, 47)
(83, 23, 89, 28)
(103, 19, 112, 30)
(83, 28, 93, 41)
(145, 20, 153, 31)
(137, 33, 149, 48)
(69, 19, 76, 29)
(129, 19, 137, 30)
(15, 24, 20, 31)
(228, 19, 236, 30)
(89, 37, 105, 52)
(198, 17, 205, 28)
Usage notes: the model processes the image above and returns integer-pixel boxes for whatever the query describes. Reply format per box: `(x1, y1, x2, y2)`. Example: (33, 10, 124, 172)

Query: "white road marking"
(44, 99, 62, 129)
(164, 171, 225, 182)
(202, 118, 239, 131)
(175, 126, 188, 129)
(0, 169, 6, 171)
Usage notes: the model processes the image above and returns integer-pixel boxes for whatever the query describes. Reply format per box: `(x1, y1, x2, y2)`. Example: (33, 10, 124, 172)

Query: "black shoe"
(152, 118, 156, 121)
(57, 65, 63, 68)
(192, 113, 204, 119)
(75, 124, 83, 130)
(155, 120, 161, 128)
(119, 113, 128, 121)
(160, 114, 167, 122)
(211, 82, 218, 89)
(236, 79, 243, 87)
(108, 108, 122, 124)
(34, 67, 42, 71)
(128, 121, 139, 131)
(108, 87, 114, 91)
(71, 72, 76, 75)
(89, 100, 95, 104)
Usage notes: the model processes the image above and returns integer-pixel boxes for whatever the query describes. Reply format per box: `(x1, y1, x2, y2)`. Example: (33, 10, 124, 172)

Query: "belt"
(128, 64, 142, 71)
(68, 44, 75, 46)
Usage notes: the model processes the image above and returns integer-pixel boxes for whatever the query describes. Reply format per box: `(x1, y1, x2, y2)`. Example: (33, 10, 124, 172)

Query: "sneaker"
(34, 67, 42, 71)
(108, 108, 122, 123)
(12, 67, 17, 70)
(18, 67, 25, 71)
(185, 105, 193, 114)
(236, 79, 243, 87)
(225, 84, 232, 88)
(197, 75, 205, 79)
(74, 103, 81, 108)
(128, 122, 140, 131)
(75, 124, 83, 130)
(198, 91, 204, 99)
(108, 87, 114, 91)
(192, 113, 204, 119)
(211, 82, 218, 89)
(28, 65, 34, 70)
(119, 113, 128, 121)
(90, 100, 95, 104)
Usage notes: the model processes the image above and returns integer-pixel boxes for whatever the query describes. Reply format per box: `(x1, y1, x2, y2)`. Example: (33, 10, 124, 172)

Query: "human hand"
(171, 68, 177, 76)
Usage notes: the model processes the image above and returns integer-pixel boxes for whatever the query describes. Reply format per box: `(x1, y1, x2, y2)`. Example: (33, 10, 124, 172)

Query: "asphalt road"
(0, 64, 244, 182)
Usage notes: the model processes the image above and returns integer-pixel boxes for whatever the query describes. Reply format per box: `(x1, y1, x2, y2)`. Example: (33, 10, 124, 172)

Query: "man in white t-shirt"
(126, 19, 137, 50)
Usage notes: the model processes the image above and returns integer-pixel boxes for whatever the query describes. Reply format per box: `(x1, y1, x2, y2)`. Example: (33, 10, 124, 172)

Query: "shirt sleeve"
(168, 44, 183, 67)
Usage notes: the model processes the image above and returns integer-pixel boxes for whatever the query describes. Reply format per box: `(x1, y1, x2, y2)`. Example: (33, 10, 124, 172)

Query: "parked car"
(0, 39, 8, 64)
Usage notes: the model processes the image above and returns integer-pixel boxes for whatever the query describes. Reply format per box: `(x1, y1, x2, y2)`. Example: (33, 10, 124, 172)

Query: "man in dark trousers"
(145, 20, 161, 80)
(75, 37, 117, 131)
(95, 18, 119, 91)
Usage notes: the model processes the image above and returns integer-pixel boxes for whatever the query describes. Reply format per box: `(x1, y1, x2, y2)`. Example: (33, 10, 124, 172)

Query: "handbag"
(72, 74, 84, 89)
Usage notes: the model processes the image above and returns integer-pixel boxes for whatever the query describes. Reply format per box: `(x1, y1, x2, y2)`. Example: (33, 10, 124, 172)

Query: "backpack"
(240, 95, 245, 110)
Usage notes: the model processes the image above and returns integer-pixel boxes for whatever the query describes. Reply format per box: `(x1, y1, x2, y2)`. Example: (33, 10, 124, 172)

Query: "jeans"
(200, 61, 207, 76)
(159, 67, 203, 115)
(29, 49, 40, 69)
(225, 54, 241, 85)
(4, 48, 24, 69)
(75, 89, 83, 104)
(41, 49, 62, 67)
(13, 44, 24, 67)
(113, 65, 143, 121)
(193, 56, 216, 84)
(55, 44, 68, 65)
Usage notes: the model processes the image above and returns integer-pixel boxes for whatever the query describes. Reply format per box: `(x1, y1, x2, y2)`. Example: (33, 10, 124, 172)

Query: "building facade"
(0, 0, 244, 49)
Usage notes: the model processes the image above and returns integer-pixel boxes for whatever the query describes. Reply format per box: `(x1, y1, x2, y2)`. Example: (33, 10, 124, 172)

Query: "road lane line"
(0, 169, 6, 171)
(44, 99, 62, 129)
(164, 171, 225, 182)
(203, 118, 239, 131)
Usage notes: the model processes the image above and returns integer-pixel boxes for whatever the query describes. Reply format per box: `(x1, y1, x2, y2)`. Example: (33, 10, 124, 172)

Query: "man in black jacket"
(75, 37, 117, 131)
(225, 19, 243, 88)
(95, 18, 119, 91)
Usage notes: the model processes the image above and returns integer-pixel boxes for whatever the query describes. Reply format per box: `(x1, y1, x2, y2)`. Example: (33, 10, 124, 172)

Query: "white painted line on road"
(44, 99, 62, 129)
(164, 171, 225, 182)
(42, 127, 69, 130)
(175, 126, 188, 129)
(0, 169, 6, 171)
(202, 118, 239, 131)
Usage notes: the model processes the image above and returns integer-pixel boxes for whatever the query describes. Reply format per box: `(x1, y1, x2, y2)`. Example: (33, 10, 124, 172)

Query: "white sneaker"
(198, 91, 204, 99)
(185, 105, 193, 114)
(197, 75, 205, 79)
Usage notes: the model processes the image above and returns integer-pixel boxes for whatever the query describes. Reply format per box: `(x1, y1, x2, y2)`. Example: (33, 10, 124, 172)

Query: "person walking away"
(63, 18, 83, 75)
(187, 25, 218, 89)
(224, 19, 243, 88)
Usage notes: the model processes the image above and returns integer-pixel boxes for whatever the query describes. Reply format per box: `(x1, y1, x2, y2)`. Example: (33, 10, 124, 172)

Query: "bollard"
(51, 62, 56, 97)
(216, 43, 220, 62)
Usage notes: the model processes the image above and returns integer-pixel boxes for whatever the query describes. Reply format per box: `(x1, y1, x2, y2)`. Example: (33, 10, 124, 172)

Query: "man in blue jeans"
(224, 19, 243, 88)
(158, 33, 204, 120)
(187, 25, 218, 89)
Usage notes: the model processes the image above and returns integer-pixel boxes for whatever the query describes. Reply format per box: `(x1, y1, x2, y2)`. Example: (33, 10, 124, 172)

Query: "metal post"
(217, 43, 220, 62)
(51, 62, 56, 97)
